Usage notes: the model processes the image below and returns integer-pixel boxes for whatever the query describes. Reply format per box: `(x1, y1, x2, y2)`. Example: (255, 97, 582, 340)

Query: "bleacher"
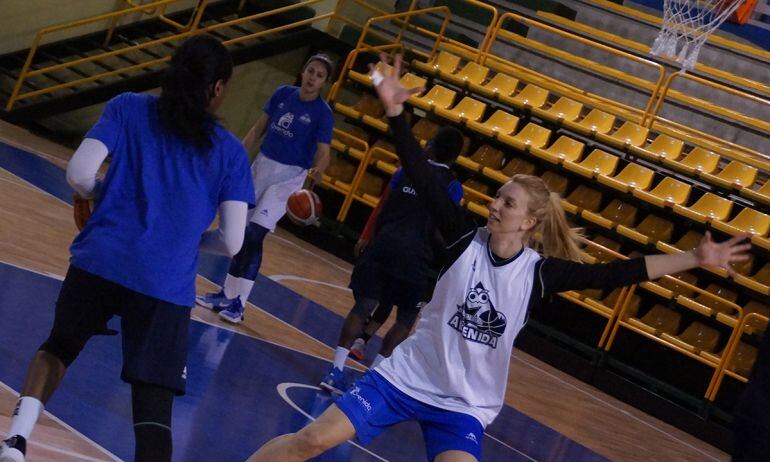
(320, 0, 770, 446)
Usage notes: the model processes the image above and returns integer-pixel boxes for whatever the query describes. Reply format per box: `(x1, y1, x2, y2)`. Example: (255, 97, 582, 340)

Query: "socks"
(222, 274, 255, 305)
(8, 396, 43, 440)
(371, 354, 385, 369)
(333, 347, 349, 371)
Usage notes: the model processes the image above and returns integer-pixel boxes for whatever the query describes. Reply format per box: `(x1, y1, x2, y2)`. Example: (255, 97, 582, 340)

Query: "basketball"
(477, 310, 507, 336)
(287, 189, 322, 226)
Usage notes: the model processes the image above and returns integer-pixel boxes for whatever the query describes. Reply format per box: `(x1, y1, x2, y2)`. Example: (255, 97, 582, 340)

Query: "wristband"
(371, 70, 384, 87)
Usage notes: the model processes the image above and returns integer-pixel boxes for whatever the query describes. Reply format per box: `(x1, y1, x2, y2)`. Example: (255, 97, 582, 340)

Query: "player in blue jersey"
(196, 54, 335, 324)
(0, 36, 255, 462)
(320, 125, 464, 393)
(246, 54, 751, 462)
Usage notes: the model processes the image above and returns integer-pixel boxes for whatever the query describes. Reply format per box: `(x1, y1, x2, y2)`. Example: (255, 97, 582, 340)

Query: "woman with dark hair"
(246, 54, 751, 462)
(196, 53, 335, 324)
(0, 35, 255, 462)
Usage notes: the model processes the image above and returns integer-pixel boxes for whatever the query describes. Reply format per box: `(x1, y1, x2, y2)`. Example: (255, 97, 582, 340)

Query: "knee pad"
(229, 223, 269, 279)
(351, 297, 379, 318)
(370, 304, 394, 324)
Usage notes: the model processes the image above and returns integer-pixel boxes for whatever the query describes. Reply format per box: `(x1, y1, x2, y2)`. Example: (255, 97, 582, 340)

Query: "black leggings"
(132, 383, 174, 462)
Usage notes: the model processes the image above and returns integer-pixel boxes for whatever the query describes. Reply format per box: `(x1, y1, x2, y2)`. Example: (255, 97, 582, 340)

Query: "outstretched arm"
(537, 232, 751, 297)
(373, 54, 474, 245)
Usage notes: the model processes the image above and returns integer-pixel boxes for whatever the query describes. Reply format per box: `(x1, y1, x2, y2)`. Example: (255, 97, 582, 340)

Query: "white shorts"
(249, 153, 307, 231)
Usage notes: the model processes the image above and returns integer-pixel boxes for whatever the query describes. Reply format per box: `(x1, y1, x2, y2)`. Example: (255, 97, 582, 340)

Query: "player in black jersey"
(319, 125, 464, 393)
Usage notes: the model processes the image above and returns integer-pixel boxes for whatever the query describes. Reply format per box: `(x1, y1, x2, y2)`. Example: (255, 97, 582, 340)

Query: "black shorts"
(40, 265, 191, 395)
(349, 255, 424, 319)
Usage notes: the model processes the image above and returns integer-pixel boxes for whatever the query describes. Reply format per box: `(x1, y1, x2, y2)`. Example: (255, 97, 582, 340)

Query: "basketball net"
(651, 0, 745, 70)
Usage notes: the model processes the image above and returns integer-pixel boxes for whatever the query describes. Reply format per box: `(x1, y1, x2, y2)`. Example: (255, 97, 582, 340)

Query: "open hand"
(369, 54, 424, 114)
(693, 231, 752, 276)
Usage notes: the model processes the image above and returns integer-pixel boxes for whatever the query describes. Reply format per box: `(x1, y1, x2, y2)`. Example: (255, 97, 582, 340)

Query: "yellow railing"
(5, 0, 395, 112)
(708, 312, 768, 400)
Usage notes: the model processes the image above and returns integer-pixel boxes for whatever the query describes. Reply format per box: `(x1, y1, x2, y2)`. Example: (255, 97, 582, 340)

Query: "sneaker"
(349, 338, 366, 361)
(0, 435, 26, 462)
(319, 366, 347, 395)
(218, 297, 245, 324)
(196, 290, 233, 312)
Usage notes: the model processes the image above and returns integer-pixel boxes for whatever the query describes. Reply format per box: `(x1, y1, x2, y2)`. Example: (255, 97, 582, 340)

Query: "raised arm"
(373, 54, 474, 245)
(536, 232, 751, 298)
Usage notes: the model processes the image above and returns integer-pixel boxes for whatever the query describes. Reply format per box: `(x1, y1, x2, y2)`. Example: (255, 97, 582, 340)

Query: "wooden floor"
(0, 121, 729, 461)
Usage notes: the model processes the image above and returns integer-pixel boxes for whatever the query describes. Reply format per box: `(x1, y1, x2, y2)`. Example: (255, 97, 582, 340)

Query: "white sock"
(371, 354, 386, 369)
(223, 274, 239, 300)
(333, 347, 349, 371)
(238, 278, 256, 305)
(8, 396, 43, 440)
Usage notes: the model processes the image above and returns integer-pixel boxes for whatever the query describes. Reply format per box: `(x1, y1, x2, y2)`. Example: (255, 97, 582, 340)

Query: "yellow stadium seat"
(584, 236, 622, 262)
(663, 147, 720, 175)
(505, 83, 549, 109)
(542, 97, 583, 122)
(541, 171, 569, 196)
(435, 97, 486, 123)
(582, 199, 638, 230)
(657, 230, 703, 254)
(571, 109, 616, 135)
(672, 193, 733, 224)
(501, 123, 551, 151)
(563, 149, 618, 178)
(742, 180, 770, 205)
(409, 85, 457, 112)
(469, 145, 504, 170)
(501, 157, 536, 177)
(466, 110, 519, 138)
(597, 163, 654, 193)
(532, 136, 585, 165)
(601, 121, 649, 148)
(631, 134, 684, 162)
(689, 283, 736, 311)
(358, 172, 387, 198)
(600, 287, 641, 314)
(713, 208, 770, 237)
(400, 73, 427, 91)
(617, 214, 674, 245)
(637, 304, 682, 335)
(441, 61, 489, 87)
(728, 342, 758, 377)
(326, 157, 357, 183)
(412, 51, 460, 75)
(370, 140, 398, 164)
(469, 72, 519, 99)
(633, 176, 691, 208)
(674, 322, 721, 353)
(463, 179, 492, 204)
(744, 301, 770, 334)
(562, 185, 602, 215)
(700, 160, 758, 190)
(412, 118, 440, 142)
(657, 272, 698, 298)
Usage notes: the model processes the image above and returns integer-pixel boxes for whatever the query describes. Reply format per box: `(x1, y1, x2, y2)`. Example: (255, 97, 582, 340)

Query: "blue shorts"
(335, 371, 483, 461)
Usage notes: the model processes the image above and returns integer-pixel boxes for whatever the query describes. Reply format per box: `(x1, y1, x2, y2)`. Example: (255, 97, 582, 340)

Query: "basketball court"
(0, 122, 728, 461)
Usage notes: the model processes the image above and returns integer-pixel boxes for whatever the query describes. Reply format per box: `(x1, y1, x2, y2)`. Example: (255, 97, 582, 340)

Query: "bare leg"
(434, 450, 478, 462)
(247, 404, 356, 461)
(20, 351, 67, 403)
(337, 297, 378, 348)
(378, 323, 411, 357)
(363, 320, 383, 339)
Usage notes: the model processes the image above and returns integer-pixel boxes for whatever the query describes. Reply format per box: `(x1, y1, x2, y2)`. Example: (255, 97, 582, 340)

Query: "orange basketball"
(287, 189, 322, 226)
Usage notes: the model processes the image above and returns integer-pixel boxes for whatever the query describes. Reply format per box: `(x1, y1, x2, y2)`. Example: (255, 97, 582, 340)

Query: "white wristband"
(371, 70, 384, 87)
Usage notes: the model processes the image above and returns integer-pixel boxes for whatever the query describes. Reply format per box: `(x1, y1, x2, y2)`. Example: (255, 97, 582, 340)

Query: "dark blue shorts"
(335, 371, 483, 461)
(349, 255, 424, 317)
(41, 265, 191, 395)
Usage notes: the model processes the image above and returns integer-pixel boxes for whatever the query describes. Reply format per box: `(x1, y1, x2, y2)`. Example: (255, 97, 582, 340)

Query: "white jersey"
(376, 228, 542, 427)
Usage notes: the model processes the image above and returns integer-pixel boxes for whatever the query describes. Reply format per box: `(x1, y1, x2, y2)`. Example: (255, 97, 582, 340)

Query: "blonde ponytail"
(511, 175, 585, 262)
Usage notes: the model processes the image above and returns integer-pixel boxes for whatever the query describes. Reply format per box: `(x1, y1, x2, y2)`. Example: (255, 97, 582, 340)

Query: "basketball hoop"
(651, 0, 745, 71)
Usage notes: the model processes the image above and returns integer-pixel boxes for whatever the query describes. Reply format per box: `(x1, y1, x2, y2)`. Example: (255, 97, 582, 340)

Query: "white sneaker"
(0, 436, 26, 462)
(349, 338, 366, 360)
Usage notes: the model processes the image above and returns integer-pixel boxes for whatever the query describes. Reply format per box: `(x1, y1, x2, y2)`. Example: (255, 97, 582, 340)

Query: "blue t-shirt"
(70, 93, 255, 306)
(259, 85, 334, 169)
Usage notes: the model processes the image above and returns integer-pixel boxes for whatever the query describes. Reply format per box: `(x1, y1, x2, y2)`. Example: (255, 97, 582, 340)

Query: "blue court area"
(0, 142, 609, 461)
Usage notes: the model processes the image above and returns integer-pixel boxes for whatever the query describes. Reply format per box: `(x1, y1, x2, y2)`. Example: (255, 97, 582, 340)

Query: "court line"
(481, 432, 537, 462)
(276, 383, 388, 461)
(268, 274, 352, 292)
(0, 167, 70, 208)
(0, 381, 120, 462)
(268, 232, 353, 275)
(511, 354, 724, 462)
